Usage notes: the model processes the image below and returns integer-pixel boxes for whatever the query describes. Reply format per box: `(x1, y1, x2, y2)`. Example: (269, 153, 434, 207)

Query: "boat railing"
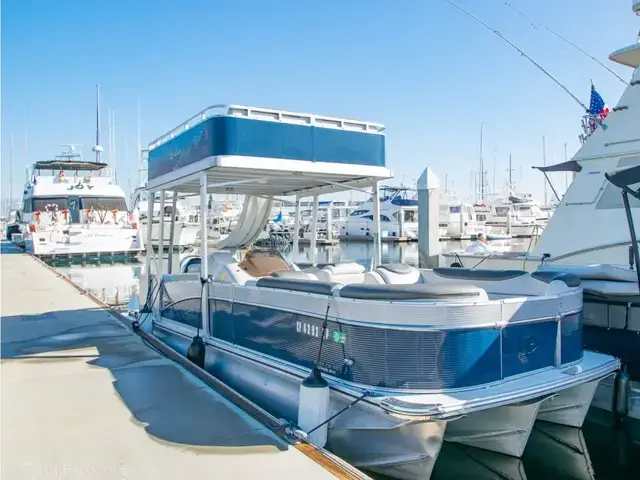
(148, 104, 386, 151)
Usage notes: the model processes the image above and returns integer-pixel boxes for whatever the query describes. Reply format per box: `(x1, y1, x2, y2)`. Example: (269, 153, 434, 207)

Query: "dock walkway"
(0, 244, 340, 479)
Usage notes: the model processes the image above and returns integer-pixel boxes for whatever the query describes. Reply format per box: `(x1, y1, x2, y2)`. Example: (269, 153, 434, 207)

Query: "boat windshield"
(80, 197, 128, 210)
(29, 197, 69, 212)
(26, 196, 128, 212)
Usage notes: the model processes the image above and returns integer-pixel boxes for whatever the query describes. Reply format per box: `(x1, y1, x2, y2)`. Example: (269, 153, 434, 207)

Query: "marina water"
(46, 240, 640, 480)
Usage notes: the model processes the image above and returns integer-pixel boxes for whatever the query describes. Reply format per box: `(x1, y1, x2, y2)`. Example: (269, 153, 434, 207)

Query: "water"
(48, 240, 640, 479)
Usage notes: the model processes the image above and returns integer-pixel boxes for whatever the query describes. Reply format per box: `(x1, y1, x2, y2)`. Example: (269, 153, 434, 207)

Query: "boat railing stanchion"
(292, 197, 300, 265)
(167, 192, 177, 273)
(144, 190, 154, 299)
(310, 195, 319, 266)
(157, 191, 165, 275)
(372, 181, 381, 268)
(199, 172, 210, 337)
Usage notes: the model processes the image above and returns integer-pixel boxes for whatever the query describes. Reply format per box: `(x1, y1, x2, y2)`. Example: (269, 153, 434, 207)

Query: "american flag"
(588, 83, 609, 133)
(589, 83, 610, 119)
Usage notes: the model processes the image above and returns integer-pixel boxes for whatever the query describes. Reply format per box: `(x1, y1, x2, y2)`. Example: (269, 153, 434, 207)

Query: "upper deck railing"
(148, 104, 386, 151)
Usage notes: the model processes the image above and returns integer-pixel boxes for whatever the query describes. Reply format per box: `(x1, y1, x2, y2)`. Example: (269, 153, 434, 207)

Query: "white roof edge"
(146, 155, 393, 195)
(148, 104, 386, 151)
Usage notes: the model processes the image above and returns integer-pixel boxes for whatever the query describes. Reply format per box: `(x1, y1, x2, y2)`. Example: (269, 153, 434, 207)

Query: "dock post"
(292, 197, 300, 264)
(418, 168, 441, 268)
(310, 195, 319, 265)
(167, 193, 177, 273)
(372, 181, 382, 268)
(199, 172, 210, 337)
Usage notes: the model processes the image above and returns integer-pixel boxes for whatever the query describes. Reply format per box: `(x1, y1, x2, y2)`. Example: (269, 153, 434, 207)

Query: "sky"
(1, 0, 638, 206)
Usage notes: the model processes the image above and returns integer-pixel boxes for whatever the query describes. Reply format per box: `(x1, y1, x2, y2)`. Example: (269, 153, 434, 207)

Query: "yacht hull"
(24, 225, 143, 259)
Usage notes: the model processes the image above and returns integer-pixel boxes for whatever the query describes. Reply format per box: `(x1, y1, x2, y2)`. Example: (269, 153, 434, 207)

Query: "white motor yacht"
(13, 145, 143, 260)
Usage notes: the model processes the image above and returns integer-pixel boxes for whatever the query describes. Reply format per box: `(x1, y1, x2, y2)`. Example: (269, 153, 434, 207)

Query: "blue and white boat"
(140, 104, 619, 479)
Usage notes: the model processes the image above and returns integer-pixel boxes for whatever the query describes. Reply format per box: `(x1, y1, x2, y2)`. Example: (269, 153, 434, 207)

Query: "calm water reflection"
(48, 239, 639, 479)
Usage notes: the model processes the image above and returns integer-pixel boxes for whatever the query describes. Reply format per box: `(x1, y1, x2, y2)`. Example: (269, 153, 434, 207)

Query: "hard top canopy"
(145, 104, 393, 197)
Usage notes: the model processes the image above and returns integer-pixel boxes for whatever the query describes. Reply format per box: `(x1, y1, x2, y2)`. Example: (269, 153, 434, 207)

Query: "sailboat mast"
(508, 154, 513, 190)
(9, 133, 14, 210)
(479, 122, 484, 201)
(542, 135, 547, 205)
(95, 85, 102, 163)
(112, 110, 117, 183)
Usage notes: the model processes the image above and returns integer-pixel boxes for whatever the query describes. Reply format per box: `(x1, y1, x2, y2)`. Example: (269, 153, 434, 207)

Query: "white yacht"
(443, 48, 639, 270)
(340, 186, 419, 241)
(442, 0, 640, 419)
(13, 145, 143, 259)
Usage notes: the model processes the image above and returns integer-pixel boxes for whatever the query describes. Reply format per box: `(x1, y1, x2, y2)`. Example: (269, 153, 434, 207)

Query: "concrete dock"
(0, 244, 354, 479)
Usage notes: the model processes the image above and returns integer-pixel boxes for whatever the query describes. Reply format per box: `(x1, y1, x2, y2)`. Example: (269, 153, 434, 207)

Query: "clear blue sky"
(1, 0, 637, 204)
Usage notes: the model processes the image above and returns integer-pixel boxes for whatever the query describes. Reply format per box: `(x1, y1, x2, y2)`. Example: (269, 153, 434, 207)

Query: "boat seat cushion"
(375, 263, 422, 284)
(271, 270, 318, 280)
(239, 250, 291, 277)
(316, 262, 366, 284)
(337, 283, 486, 300)
(432, 268, 527, 281)
(256, 277, 339, 295)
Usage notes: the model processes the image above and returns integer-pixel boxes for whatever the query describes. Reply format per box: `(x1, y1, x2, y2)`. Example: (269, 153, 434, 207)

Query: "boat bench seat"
(337, 283, 486, 301)
(431, 268, 527, 281)
(270, 270, 318, 280)
(255, 277, 339, 295)
(316, 262, 372, 284)
(375, 264, 422, 284)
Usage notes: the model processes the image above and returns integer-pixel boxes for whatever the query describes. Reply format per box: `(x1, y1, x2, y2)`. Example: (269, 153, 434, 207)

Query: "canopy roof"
(146, 104, 393, 197)
(146, 155, 393, 197)
(532, 160, 583, 173)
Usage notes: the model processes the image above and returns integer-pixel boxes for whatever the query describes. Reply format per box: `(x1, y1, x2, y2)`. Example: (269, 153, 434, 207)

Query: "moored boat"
(139, 104, 619, 479)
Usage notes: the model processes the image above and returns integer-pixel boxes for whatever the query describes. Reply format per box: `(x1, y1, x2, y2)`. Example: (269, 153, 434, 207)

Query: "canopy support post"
(200, 172, 210, 337)
(372, 182, 382, 268)
(292, 197, 300, 264)
(310, 195, 319, 265)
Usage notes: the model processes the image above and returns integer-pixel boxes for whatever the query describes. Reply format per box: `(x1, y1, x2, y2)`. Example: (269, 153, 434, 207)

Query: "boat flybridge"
(140, 104, 618, 480)
(443, 17, 640, 271)
(15, 145, 143, 260)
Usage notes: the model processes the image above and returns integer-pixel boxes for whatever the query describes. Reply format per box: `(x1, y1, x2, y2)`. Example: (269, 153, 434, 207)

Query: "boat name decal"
(295, 321, 347, 344)
(67, 183, 94, 190)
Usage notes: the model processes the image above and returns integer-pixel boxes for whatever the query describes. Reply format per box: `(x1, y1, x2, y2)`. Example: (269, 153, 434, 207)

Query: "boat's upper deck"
(146, 105, 393, 197)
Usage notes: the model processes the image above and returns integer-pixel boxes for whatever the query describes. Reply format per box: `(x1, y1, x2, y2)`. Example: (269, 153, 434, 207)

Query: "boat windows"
(449, 206, 461, 214)
(30, 197, 69, 212)
(80, 197, 128, 211)
(364, 214, 391, 222)
(350, 209, 370, 217)
(404, 210, 417, 222)
(495, 206, 510, 216)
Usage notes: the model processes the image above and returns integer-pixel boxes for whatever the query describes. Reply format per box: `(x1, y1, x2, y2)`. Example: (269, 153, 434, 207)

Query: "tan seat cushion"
(239, 251, 292, 277)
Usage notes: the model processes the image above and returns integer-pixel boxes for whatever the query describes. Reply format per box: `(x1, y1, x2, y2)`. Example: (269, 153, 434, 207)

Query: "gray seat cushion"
(338, 283, 483, 300)
(377, 263, 416, 274)
(271, 270, 312, 279)
(256, 277, 338, 295)
(433, 268, 527, 281)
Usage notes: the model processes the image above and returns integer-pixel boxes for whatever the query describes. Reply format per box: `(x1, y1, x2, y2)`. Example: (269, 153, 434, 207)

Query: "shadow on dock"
(1, 307, 287, 452)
